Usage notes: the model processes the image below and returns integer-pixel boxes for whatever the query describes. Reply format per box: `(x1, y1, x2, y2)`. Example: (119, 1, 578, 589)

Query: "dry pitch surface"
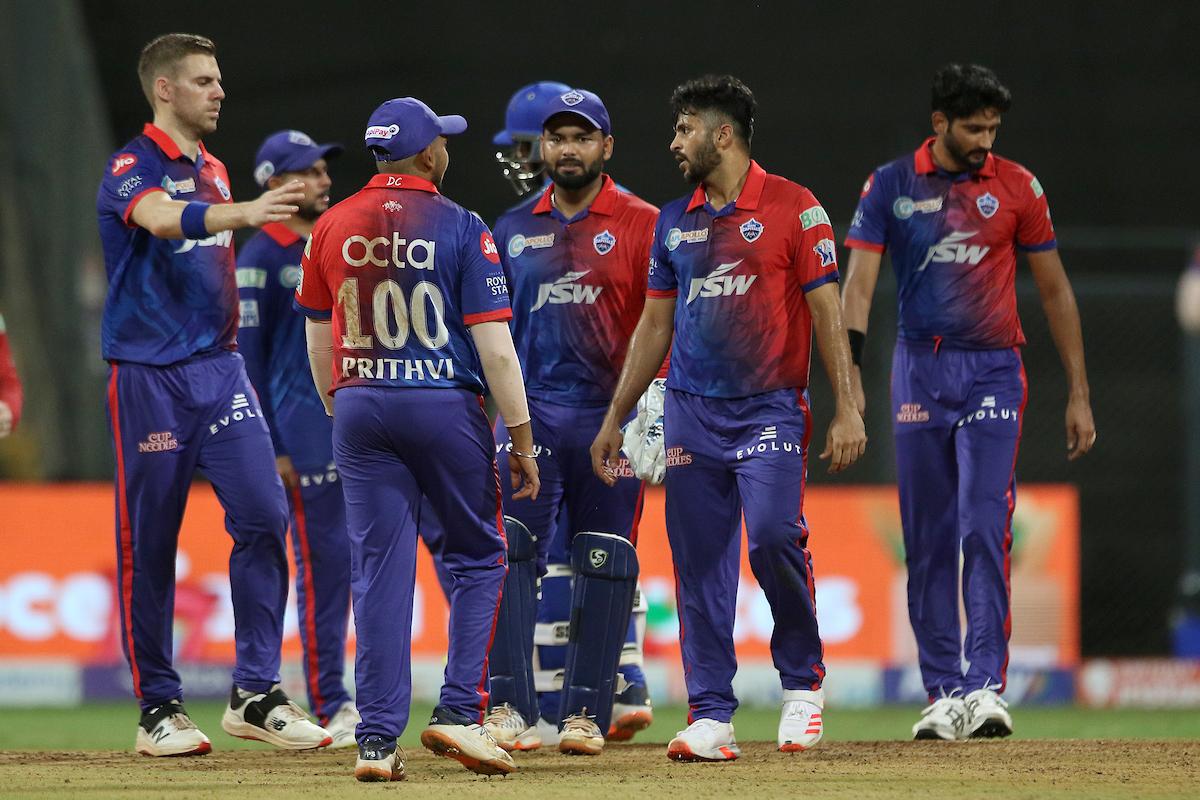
(2, 740, 1197, 799)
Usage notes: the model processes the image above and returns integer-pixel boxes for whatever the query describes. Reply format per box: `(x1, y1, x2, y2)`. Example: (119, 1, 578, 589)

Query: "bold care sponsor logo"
(365, 124, 400, 140)
(279, 265, 301, 288)
(593, 229, 616, 255)
(138, 431, 179, 453)
(238, 299, 260, 328)
(664, 446, 693, 468)
(480, 231, 500, 263)
(507, 232, 555, 258)
(208, 393, 258, 435)
(896, 403, 930, 423)
(686, 259, 756, 304)
(735, 425, 805, 460)
(976, 192, 1000, 219)
(739, 217, 764, 243)
(235, 267, 268, 289)
(176, 230, 233, 254)
(665, 227, 708, 251)
(799, 205, 831, 230)
(341, 234, 436, 269)
(111, 153, 137, 176)
(916, 230, 990, 271)
(1030, 176, 1044, 199)
(531, 270, 602, 311)
(298, 462, 339, 488)
(117, 174, 143, 199)
(956, 394, 1018, 428)
(342, 357, 455, 381)
(813, 238, 837, 267)
(214, 176, 231, 201)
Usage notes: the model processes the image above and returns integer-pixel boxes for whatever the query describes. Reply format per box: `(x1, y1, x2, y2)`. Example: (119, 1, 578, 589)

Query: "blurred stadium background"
(2, 0, 1199, 728)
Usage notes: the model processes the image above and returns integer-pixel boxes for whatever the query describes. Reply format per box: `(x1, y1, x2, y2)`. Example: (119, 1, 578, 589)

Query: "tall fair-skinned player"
(842, 63, 1095, 741)
(98, 33, 329, 758)
(592, 75, 865, 762)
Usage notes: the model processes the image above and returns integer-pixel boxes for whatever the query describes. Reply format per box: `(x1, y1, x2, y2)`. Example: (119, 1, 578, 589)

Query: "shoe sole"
(970, 719, 1013, 738)
(558, 737, 604, 756)
(778, 738, 821, 753)
(355, 760, 405, 782)
(420, 729, 516, 775)
(667, 740, 739, 762)
(136, 740, 212, 757)
(221, 713, 333, 750)
(913, 728, 959, 741)
(510, 738, 542, 752)
(607, 709, 653, 742)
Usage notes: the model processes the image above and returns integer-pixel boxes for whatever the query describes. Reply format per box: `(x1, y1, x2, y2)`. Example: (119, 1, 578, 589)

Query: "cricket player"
(485, 88, 658, 757)
(296, 96, 540, 782)
(0, 312, 21, 439)
(96, 33, 330, 756)
(592, 74, 866, 761)
(237, 129, 364, 747)
(842, 63, 1096, 740)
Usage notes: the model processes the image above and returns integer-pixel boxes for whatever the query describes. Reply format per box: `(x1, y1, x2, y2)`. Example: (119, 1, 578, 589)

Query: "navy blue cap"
(364, 97, 467, 162)
(253, 130, 342, 187)
(540, 88, 610, 136)
(493, 81, 571, 147)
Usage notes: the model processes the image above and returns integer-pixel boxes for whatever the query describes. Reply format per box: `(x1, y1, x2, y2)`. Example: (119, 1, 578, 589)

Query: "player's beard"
(681, 137, 721, 184)
(549, 157, 603, 191)
(943, 133, 988, 172)
(296, 200, 324, 222)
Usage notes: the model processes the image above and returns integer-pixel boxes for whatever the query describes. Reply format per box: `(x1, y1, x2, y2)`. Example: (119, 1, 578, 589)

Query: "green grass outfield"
(3, 702, 1199, 751)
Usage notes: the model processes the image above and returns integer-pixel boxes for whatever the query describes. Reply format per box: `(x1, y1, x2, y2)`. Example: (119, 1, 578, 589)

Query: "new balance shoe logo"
(270, 719, 287, 732)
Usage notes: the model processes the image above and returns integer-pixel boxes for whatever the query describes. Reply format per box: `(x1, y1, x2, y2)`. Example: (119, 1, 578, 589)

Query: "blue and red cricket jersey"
(648, 160, 839, 398)
(494, 175, 658, 406)
(845, 137, 1056, 349)
(97, 123, 238, 365)
(295, 173, 511, 393)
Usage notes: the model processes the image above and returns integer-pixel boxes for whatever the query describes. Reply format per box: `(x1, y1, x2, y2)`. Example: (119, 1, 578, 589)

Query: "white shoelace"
(920, 697, 962, 717)
(677, 718, 726, 737)
(167, 712, 198, 731)
(484, 703, 526, 732)
(562, 713, 600, 736)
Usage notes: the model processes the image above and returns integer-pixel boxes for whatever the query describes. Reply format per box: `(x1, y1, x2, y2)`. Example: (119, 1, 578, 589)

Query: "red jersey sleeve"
(0, 316, 23, 431)
(295, 225, 333, 319)
(794, 189, 840, 292)
(1016, 173, 1057, 252)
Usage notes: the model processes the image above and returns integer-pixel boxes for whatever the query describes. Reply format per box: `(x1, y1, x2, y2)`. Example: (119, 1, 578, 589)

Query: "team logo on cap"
(287, 130, 315, 146)
(111, 153, 137, 176)
(593, 229, 616, 255)
(365, 124, 400, 140)
(214, 176, 231, 201)
(561, 90, 585, 106)
(254, 161, 275, 186)
(740, 218, 764, 243)
(976, 192, 1000, 219)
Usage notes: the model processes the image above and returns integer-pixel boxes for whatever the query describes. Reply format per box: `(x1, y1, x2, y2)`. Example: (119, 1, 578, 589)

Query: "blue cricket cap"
(540, 88, 610, 136)
(253, 130, 342, 187)
(493, 81, 571, 147)
(364, 97, 467, 162)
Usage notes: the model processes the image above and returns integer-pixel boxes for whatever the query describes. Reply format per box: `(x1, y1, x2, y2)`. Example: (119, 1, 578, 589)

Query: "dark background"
(13, 1, 1198, 656)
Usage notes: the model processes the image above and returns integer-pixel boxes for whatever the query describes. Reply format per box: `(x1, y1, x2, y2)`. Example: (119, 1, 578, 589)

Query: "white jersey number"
(337, 278, 450, 350)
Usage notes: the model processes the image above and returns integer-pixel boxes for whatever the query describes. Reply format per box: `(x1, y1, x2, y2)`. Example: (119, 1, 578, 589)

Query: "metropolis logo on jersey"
(593, 229, 616, 255)
(976, 192, 1000, 219)
(280, 265, 301, 288)
(214, 176, 231, 201)
(507, 233, 555, 258)
(740, 218, 764, 243)
(111, 153, 137, 176)
(665, 227, 708, 251)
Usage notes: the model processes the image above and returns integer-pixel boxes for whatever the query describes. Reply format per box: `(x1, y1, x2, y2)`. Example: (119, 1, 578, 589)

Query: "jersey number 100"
(336, 277, 450, 350)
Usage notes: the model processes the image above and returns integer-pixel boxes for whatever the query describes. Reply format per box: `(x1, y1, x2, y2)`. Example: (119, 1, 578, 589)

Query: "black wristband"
(847, 329, 866, 367)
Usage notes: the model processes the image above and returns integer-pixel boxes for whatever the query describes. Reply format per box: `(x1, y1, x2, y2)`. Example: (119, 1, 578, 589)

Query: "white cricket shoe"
(559, 712, 604, 756)
(609, 682, 654, 742)
(912, 696, 969, 741)
(965, 689, 1013, 738)
(667, 718, 741, 762)
(135, 700, 212, 757)
(420, 705, 517, 775)
(778, 688, 824, 752)
(533, 715, 560, 748)
(484, 703, 540, 752)
(354, 735, 405, 782)
(221, 684, 332, 749)
(325, 702, 361, 749)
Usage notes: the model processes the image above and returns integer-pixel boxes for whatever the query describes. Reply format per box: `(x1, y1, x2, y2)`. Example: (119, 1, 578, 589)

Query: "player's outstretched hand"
(820, 406, 867, 474)
(591, 421, 625, 487)
(244, 180, 304, 227)
(1065, 395, 1097, 460)
(509, 451, 540, 501)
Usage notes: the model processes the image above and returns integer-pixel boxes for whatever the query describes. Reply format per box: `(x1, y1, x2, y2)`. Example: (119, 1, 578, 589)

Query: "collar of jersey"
(686, 159, 766, 215)
(914, 136, 996, 179)
(262, 222, 302, 247)
(365, 173, 440, 193)
(532, 174, 618, 220)
(142, 123, 208, 164)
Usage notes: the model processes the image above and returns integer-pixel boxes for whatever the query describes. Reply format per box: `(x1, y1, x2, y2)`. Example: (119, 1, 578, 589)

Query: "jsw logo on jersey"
(686, 259, 757, 304)
(175, 230, 233, 253)
(530, 270, 603, 312)
(916, 230, 990, 271)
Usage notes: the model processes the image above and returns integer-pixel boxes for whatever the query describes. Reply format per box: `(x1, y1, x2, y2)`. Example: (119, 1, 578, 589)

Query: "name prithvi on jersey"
(342, 357, 455, 381)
